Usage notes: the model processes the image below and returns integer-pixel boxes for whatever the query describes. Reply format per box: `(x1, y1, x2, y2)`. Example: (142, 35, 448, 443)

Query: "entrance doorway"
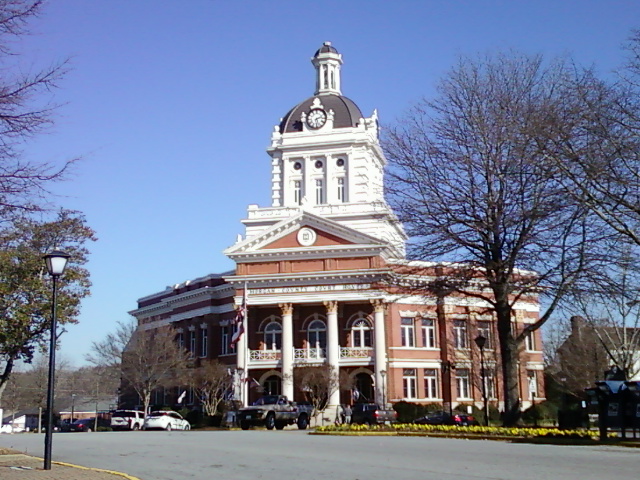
(353, 372, 374, 403)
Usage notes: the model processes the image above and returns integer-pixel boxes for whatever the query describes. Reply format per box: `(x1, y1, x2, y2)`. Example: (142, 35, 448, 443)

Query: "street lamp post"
(380, 370, 387, 408)
(43, 249, 70, 470)
(70, 393, 76, 422)
(474, 334, 489, 426)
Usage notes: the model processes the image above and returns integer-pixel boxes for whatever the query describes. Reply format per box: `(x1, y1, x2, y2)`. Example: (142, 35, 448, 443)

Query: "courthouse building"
(129, 43, 544, 415)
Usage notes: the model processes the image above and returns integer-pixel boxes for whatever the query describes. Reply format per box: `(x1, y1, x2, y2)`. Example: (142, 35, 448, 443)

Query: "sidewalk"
(0, 450, 140, 480)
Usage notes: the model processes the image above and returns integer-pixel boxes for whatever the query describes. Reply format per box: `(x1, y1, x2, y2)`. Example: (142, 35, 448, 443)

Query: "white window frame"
(525, 331, 537, 351)
(221, 326, 229, 355)
(315, 178, 324, 204)
(485, 371, 496, 399)
(189, 330, 196, 356)
(293, 180, 302, 205)
(421, 318, 436, 348)
(307, 319, 327, 349)
(477, 320, 492, 349)
(456, 368, 471, 399)
(453, 320, 468, 349)
(176, 332, 185, 351)
(264, 322, 282, 351)
(527, 370, 538, 399)
(351, 319, 372, 348)
(403, 368, 417, 399)
(401, 317, 415, 347)
(424, 368, 439, 399)
(337, 177, 346, 202)
(199, 327, 208, 358)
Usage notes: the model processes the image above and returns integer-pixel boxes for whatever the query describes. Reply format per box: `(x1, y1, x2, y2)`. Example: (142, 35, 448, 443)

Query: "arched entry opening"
(263, 375, 282, 395)
(353, 372, 374, 404)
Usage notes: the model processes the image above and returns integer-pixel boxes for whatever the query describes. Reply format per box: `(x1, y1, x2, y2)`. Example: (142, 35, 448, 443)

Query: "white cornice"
(228, 244, 385, 263)
(227, 209, 387, 255)
(223, 268, 389, 286)
(130, 284, 235, 318)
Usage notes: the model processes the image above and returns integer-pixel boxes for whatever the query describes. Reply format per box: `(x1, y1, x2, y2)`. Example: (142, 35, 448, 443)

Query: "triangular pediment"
(225, 210, 386, 257)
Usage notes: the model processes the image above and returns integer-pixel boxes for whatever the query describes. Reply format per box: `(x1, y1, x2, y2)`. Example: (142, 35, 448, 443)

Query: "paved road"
(0, 430, 638, 480)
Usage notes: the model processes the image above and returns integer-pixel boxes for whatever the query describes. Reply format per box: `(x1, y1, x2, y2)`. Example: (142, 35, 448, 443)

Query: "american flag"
(231, 285, 247, 348)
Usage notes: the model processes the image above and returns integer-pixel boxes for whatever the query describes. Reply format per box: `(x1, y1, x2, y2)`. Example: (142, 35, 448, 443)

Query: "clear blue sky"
(19, 0, 640, 366)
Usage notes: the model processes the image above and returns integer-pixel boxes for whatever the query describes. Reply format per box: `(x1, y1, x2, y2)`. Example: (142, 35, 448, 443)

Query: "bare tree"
(540, 31, 640, 249)
(87, 320, 189, 417)
(187, 360, 232, 417)
(384, 52, 610, 425)
(297, 365, 351, 423)
(0, 0, 74, 220)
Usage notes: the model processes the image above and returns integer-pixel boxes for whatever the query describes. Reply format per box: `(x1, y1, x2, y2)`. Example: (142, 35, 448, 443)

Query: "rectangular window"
(294, 180, 302, 205)
(403, 368, 417, 398)
(337, 177, 346, 202)
(176, 332, 184, 351)
(401, 317, 415, 347)
(456, 368, 470, 399)
(315, 178, 324, 204)
(485, 372, 496, 399)
(200, 328, 208, 358)
(421, 318, 436, 348)
(453, 320, 468, 349)
(221, 326, 229, 355)
(424, 369, 439, 399)
(189, 330, 196, 356)
(528, 370, 538, 399)
(525, 331, 537, 351)
(477, 321, 492, 349)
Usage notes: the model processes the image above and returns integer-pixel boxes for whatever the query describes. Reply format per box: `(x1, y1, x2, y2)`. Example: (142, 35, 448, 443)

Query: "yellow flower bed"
(315, 423, 606, 439)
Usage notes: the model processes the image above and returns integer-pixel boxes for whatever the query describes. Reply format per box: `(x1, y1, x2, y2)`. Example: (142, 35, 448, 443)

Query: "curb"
(52, 460, 142, 480)
(1, 454, 142, 480)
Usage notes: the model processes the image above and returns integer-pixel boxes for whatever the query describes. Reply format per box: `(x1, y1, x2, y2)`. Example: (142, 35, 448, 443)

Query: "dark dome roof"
(314, 43, 339, 57)
(279, 95, 363, 134)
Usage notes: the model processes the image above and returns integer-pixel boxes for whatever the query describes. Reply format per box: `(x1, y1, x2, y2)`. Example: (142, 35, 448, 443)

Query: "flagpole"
(243, 281, 249, 407)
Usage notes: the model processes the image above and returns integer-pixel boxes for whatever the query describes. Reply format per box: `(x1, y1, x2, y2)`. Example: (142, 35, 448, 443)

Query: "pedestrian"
(344, 404, 352, 424)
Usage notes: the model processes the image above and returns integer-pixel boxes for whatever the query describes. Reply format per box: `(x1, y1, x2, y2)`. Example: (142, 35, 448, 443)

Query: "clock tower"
(233, 42, 407, 258)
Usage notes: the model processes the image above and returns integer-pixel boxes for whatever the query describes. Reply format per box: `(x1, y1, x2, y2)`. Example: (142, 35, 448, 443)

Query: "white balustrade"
(249, 350, 281, 362)
(340, 347, 373, 358)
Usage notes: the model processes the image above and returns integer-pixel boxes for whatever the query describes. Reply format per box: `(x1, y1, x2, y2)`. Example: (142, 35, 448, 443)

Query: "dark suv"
(413, 411, 477, 426)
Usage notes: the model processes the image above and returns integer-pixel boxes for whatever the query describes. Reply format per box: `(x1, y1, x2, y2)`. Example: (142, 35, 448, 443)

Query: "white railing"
(294, 348, 326, 362)
(249, 347, 372, 363)
(340, 347, 373, 358)
(249, 350, 281, 362)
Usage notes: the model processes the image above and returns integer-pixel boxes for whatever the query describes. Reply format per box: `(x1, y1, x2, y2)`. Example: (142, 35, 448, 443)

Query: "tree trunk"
(495, 299, 521, 426)
(0, 356, 15, 404)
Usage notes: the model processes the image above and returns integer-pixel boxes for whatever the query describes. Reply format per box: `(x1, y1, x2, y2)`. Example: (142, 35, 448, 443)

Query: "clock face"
(307, 108, 327, 129)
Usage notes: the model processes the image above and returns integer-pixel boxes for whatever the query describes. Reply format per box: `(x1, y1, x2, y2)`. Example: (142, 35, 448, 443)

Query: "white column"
(280, 303, 294, 400)
(372, 299, 387, 406)
(235, 305, 248, 407)
(325, 301, 340, 408)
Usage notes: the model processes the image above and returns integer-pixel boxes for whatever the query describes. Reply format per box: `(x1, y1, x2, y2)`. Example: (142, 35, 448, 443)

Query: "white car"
(143, 411, 190, 431)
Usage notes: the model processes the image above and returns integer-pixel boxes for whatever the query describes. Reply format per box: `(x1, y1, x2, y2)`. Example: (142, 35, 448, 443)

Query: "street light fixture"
(474, 334, 489, 426)
(42, 249, 70, 470)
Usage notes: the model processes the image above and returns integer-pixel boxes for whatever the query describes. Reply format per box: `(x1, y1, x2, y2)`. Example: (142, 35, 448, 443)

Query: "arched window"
(263, 375, 281, 395)
(351, 319, 372, 348)
(307, 319, 327, 349)
(264, 322, 282, 351)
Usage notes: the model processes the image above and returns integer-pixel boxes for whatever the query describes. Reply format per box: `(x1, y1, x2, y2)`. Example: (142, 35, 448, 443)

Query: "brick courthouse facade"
(129, 43, 544, 416)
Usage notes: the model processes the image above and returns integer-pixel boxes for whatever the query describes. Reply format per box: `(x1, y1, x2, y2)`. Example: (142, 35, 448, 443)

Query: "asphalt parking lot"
(1, 429, 639, 480)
